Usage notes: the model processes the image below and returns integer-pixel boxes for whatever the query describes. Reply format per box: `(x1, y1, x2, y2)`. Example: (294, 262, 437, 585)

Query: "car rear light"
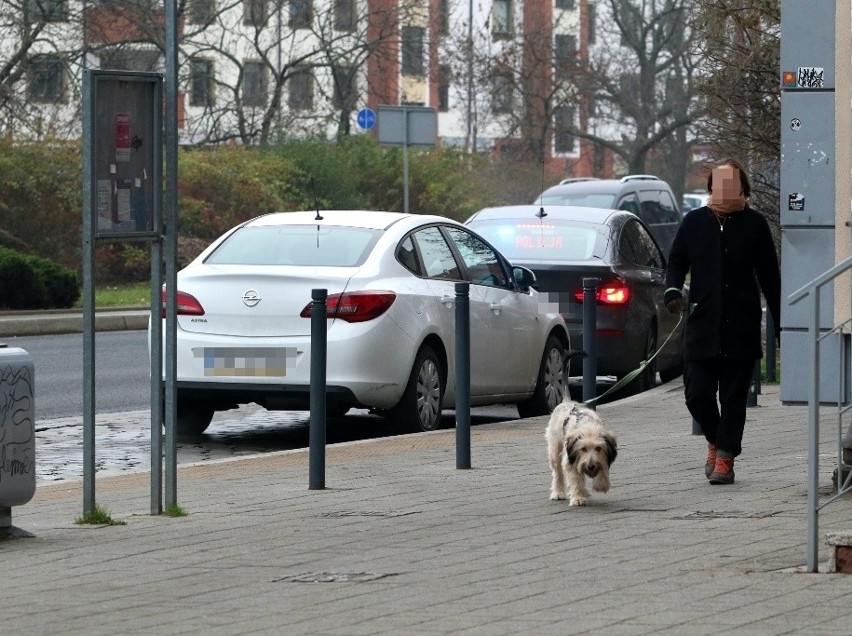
(300, 291, 397, 323)
(572, 281, 631, 305)
(161, 288, 205, 318)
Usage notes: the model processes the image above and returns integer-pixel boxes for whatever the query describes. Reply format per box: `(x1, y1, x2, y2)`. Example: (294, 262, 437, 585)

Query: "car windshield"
(205, 225, 381, 266)
(469, 219, 603, 261)
(539, 192, 616, 208)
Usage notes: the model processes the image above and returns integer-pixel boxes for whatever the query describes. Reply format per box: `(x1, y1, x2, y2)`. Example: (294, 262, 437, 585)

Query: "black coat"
(664, 206, 781, 361)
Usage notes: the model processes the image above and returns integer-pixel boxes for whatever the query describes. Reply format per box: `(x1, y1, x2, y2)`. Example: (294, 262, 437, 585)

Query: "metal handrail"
(788, 253, 852, 572)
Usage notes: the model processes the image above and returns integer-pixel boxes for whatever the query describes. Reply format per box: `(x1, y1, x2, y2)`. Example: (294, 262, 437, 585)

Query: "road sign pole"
(403, 108, 410, 214)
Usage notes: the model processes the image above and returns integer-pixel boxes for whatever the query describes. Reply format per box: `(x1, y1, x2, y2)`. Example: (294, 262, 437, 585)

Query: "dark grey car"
(535, 175, 682, 257)
(466, 204, 685, 393)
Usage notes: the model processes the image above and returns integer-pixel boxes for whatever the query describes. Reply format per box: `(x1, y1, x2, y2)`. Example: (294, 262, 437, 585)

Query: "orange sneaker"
(709, 456, 735, 485)
(704, 443, 717, 479)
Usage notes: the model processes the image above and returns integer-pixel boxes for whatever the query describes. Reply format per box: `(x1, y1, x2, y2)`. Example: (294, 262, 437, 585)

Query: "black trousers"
(683, 357, 755, 457)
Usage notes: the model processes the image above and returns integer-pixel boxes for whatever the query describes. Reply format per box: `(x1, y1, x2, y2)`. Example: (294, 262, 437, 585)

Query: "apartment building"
(1, 0, 601, 176)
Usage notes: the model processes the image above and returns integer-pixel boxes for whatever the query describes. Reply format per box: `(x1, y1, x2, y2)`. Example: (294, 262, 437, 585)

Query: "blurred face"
(712, 165, 742, 201)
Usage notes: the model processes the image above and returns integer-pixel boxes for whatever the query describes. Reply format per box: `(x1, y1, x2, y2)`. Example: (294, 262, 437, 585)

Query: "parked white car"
(152, 210, 571, 436)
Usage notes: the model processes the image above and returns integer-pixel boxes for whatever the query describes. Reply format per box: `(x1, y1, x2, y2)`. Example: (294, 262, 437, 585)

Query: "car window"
(620, 220, 663, 269)
(539, 192, 616, 208)
(444, 226, 508, 288)
(617, 194, 640, 216)
(657, 191, 681, 223)
(396, 236, 422, 276)
(412, 226, 461, 280)
(467, 219, 601, 261)
(205, 225, 379, 266)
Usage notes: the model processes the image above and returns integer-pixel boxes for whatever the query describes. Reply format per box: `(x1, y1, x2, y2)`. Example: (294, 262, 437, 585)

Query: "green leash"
(583, 311, 685, 406)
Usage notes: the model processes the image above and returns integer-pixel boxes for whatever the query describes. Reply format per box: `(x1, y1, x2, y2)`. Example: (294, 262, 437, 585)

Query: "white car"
(153, 210, 571, 436)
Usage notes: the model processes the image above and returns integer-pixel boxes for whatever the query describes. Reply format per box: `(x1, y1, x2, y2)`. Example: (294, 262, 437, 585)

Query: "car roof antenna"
(312, 177, 323, 221)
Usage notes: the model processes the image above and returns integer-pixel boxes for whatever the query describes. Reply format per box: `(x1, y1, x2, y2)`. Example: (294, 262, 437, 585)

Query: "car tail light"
(161, 288, 205, 318)
(572, 281, 631, 305)
(300, 291, 397, 323)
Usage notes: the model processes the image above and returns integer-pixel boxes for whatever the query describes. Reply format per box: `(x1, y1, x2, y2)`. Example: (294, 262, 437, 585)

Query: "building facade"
(1, 0, 603, 176)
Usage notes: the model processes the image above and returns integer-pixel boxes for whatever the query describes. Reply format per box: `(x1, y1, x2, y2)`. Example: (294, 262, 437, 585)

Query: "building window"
(288, 67, 313, 110)
(588, 3, 596, 44)
(190, 58, 214, 106)
(401, 26, 425, 76)
(28, 55, 65, 103)
(334, 0, 355, 32)
(244, 0, 266, 26)
(554, 105, 576, 154)
(554, 0, 575, 8)
(554, 33, 576, 78)
(332, 65, 356, 109)
(28, 0, 67, 21)
(187, 0, 215, 24)
(243, 61, 267, 107)
(289, 0, 312, 29)
(438, 65, 450, 112)
(438, 0, 449, 35)
(492, 70, 512, 114)
(101, 48, 161, 72)
(492, 0, 513, 37)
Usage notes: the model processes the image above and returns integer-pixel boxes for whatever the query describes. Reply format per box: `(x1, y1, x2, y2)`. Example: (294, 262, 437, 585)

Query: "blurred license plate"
(195, 347, 298, 377)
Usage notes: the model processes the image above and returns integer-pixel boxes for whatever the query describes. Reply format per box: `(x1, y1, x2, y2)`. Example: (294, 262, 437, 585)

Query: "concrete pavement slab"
(2, 380, 852, 634)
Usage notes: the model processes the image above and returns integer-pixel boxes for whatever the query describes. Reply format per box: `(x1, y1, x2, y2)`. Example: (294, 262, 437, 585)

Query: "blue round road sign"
(357, 108, 376, 130)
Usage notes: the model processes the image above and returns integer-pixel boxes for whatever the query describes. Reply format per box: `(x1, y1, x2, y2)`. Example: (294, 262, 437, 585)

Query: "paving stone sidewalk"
(2, 380, 852, 635)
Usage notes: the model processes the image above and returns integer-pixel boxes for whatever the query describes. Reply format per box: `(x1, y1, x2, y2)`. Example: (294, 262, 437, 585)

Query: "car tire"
(327, 403, 351, 418)
(633, 326, 658, 393)
(659, 351, 684, 383)
(517, 335, 567, 418)
(175, 401, 215, 438)
(392, 345, 444, 433)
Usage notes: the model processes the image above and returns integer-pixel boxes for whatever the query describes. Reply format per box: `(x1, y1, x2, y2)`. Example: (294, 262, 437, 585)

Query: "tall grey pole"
(403, 108, 410, 213)
(81, 71, 96, 516)
(582, 278, 598, 407)
(455, 282, 471, 469)
(164, 0, 179, 508)
(309, 289, 328, 489)
(466, 0, 473, 153)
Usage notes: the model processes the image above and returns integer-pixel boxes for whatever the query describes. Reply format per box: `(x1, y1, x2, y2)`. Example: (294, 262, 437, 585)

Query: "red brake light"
(161, 288, 205, 318)
(572, 281, 631, 305)
(300, 291, 396, 323)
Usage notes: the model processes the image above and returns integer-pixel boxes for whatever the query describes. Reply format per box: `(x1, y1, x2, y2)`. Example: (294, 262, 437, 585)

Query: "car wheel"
(517, 335, 566, 418)
(175, 401, 215, 438)
(633, 326, 658, 393)
(392, 345, 444, 433)
(326, 403, 351, 418)
(659, 350, 684, 383)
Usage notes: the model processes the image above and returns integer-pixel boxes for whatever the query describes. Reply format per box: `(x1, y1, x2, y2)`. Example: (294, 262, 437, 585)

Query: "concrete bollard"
(0, 345, 36, 538)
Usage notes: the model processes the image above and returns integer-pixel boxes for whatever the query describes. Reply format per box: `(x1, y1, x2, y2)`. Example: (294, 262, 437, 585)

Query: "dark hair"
(707, 158, 751, 197)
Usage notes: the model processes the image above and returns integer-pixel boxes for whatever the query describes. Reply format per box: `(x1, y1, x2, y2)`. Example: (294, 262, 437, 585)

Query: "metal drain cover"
(273, 572, 399, 583)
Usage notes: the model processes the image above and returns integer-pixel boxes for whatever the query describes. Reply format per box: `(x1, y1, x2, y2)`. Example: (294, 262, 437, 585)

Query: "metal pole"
(403, 107, 410, 214)
(164, 0, 179, 509)
(455, 282, 471, 469)
(466, 0, 473, 153)
(582, 278, 598, 407)
(81, 71, 96, 516)
(150, 238, 163, 515)
(747, 361, 759, 407)
(309, 289, 328, 489)
(766, 309, 776, 382)
(806, 285, 820, 572)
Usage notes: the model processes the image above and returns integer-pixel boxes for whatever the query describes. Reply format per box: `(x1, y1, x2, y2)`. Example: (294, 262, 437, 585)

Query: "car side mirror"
(513, 266, 537, 291)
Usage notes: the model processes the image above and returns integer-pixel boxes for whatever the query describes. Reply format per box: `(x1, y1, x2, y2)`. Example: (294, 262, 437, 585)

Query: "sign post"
(377, 106, 437, 213)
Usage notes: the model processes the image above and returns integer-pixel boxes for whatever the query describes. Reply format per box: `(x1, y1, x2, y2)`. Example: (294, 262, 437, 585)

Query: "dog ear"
(564, 434, 580, 465)
(603, 433, 618, 465)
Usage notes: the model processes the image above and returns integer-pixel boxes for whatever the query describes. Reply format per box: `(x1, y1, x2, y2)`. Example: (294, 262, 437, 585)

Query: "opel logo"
(242, 289, 261, 307)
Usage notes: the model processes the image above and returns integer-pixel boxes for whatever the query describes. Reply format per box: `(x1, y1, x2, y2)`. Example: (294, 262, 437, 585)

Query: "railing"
(789, 254, 852, 572)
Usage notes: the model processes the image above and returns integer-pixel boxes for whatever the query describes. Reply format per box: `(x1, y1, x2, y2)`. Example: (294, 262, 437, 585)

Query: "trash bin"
(0, 345, 36, 537)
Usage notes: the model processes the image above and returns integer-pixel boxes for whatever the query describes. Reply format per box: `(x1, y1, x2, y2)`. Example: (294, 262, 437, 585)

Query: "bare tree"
(691, 0, 780, 230)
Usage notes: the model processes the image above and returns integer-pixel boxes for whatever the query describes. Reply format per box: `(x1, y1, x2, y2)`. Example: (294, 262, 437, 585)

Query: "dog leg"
(549, 444, 566, 500)
(566, 468, 590, 506)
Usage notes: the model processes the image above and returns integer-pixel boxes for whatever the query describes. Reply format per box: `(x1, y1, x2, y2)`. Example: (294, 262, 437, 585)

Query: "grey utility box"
(0, 345, 36, 536)
(780, 227, 835, 329)
(780, 91, 835, 227)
